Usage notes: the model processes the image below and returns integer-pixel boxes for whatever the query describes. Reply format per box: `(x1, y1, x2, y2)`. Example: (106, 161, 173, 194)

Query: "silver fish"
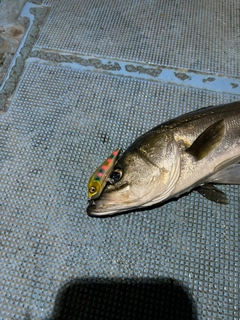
(87, 101, 240, 216)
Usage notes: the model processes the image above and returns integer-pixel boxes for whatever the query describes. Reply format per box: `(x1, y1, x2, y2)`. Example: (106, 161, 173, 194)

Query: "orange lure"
(88, 148, 121, 200)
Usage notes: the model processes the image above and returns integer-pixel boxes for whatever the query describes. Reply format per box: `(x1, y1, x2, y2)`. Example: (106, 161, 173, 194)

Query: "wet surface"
(174, 72, 191, 81)
(202, 77, 215, 83)
(0, 1, 239, 319)
(0, 17, 29, 86)
(0, 4, 49, 112)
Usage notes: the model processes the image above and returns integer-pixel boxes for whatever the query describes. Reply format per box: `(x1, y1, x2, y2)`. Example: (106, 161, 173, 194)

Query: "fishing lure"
(88, 148, 121, 200)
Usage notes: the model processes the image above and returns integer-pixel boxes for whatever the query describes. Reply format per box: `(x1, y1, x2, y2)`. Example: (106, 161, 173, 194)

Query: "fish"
(88, 148, 121, 200)
(87, 101, 240, 216)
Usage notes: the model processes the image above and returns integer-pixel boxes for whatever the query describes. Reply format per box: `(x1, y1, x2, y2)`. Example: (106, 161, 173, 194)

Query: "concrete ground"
(0, 0, 239, 319)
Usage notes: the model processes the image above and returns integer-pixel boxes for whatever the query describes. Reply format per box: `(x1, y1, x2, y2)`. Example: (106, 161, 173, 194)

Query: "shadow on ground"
(50, 277, 197, 320)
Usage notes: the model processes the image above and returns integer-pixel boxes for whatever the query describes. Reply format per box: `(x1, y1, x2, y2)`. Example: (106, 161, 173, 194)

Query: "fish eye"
(110, 168, 123, 183)
(89, 186, 97, 194)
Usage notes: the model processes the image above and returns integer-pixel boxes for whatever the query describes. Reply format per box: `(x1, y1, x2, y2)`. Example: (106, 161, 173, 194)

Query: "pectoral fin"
(187, 119, 225, 160)
(196, 183, 228, 204)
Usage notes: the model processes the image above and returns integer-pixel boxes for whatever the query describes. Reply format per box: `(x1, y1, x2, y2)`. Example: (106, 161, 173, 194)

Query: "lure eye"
(89, 186, 97, 194)
(110, 169, 123, 183)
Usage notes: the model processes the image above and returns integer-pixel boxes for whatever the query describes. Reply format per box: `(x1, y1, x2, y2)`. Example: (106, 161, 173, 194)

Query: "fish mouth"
(87, 200, 123, 217)
(86, 183, 133, 216)
(86, 177, 165, 217)
(86, 195, 140, 217)
(86, 181, 163, 217)
(86, 201, 98, 217)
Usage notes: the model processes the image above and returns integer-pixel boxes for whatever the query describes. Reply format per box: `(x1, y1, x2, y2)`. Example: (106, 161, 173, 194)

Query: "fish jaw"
(86, 180, 150, 216)
(87, 136, 181, 216)
(87, 192, 140, 216)
(87, 165, 180, 216)
(87, 183, 159, 216)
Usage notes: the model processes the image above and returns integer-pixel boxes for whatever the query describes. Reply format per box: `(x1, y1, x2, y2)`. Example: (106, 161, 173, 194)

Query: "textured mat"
(0, 63, 239, 319)
(38, 0, 240, 76)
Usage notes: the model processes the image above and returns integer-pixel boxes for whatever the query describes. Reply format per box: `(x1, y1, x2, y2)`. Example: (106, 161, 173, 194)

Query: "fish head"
(87, 132, 181, 216)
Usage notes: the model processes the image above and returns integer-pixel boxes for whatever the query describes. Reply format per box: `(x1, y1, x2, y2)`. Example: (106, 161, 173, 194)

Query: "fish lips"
(87, 198, 153, 217)
(87, 198, 121, 217)
(87, 197, 137, 217)
(87, 200, 98, 217)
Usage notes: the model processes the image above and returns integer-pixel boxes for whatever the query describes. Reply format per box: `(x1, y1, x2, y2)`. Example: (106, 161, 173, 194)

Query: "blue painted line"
(27, 53, 240, 95)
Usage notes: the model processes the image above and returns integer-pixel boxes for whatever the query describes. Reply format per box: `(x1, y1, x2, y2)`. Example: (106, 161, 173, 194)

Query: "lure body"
(88, 148, 121, 200)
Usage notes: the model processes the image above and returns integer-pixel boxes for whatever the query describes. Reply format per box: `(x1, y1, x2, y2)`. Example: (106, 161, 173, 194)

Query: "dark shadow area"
(50, 277, 198, 320)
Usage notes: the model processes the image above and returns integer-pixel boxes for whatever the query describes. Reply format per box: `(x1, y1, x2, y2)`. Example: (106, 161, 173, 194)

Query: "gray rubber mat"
(0, 63, 239, 319)
(0, 0, 240, 319)
(38, 0, 240, 76)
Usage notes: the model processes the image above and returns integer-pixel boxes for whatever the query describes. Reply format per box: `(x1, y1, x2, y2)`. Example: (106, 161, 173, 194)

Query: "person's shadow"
(50, 277, 198, 320)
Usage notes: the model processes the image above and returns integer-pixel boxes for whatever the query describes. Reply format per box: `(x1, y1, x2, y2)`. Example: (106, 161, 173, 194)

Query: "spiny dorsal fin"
(187, 119, 225, 160)
(196, 183, 228, 204)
